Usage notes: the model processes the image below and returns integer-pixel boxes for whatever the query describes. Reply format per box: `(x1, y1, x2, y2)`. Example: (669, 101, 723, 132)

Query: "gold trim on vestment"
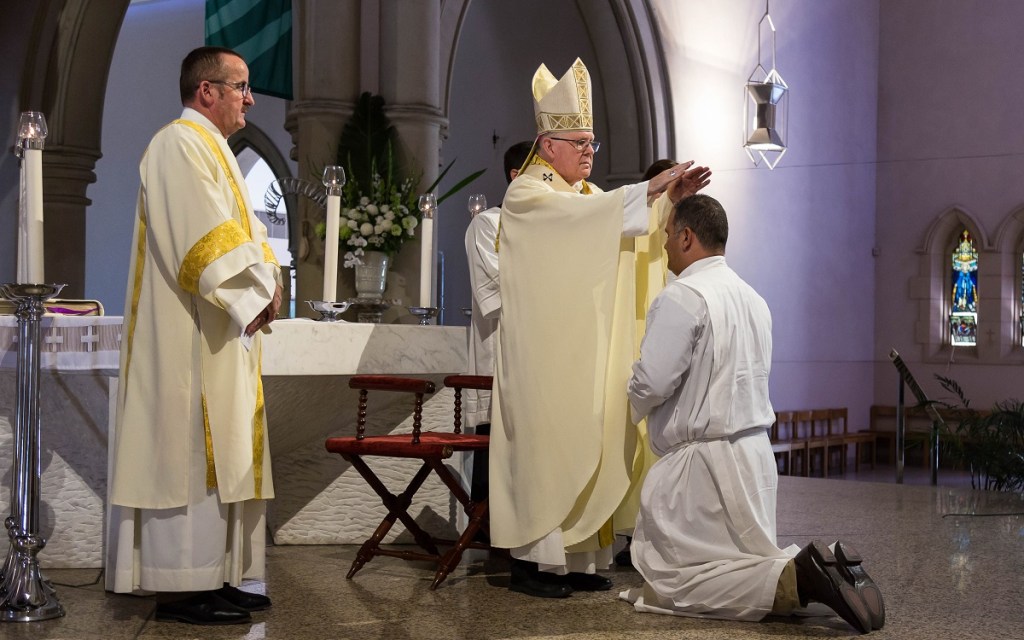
(262, 242, 279, 267)
(495, 155, 593, 254)
(573, 61, 592, 117)
(253, 353, 265, 498)
(598, 519, 614, 548)
(202, 394, 217, 489)
(201, 355, 266, 498)
(177, 220, 252, 294)
(535, 113, 594, 134)
(529, 155, 594, 194)
(172, 120, 252, 237)
(123, 200, 148, 380)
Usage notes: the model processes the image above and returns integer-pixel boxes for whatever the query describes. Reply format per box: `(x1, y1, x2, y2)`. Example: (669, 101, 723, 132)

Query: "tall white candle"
(20, 148, 45, 284)
(322, 194, 341, 302)
(419, 215, 434, 308)
(320, 166, 346, 303)
(17, 162, 28, 282)
(16, 111, 47, 285)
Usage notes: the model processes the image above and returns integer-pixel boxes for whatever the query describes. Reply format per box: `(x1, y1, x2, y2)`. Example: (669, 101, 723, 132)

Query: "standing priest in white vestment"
(106, 46, 283, 626)
(621, 195, 884, 634)
(489, 57, 711, 598)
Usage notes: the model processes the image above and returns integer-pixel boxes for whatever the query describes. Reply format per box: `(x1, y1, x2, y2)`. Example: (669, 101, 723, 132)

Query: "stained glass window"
(949, 229, 978, 346)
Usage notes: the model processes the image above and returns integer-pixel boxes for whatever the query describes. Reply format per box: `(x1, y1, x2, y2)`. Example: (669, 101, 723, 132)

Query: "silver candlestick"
(306, 300, 352, 322)
(407, 306, 438, 326)
(0, 283, 65, 622)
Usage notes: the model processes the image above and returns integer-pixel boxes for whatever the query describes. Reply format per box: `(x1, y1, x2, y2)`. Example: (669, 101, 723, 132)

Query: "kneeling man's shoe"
(794, 540, 871, 634)
(614, 546, 634, 569)
(562, 572, 613, 591)
(215, 583, 272, 612)
(509, 560, 573, 599)
(155, 592, 251, 625)
(834, 541, 885, 630)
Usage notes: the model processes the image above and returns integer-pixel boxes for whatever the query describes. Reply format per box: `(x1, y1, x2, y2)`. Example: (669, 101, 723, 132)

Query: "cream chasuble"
(110, 108, 279, 510)
(489, 160, 666, 551)
(616, 194, 672, 524)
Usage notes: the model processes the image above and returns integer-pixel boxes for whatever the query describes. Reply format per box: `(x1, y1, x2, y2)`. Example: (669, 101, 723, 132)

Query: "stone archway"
(434, 0, 675, 321)
(437, 0, 674, 187)
(1, 0, 131, 296)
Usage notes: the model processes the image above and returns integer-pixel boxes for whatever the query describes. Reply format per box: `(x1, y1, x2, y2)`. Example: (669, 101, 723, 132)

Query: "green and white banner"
(205, 0, 293, 100)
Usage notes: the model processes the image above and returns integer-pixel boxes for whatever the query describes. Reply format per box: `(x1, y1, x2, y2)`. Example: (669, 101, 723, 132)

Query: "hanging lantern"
(743, 3, 788, 170)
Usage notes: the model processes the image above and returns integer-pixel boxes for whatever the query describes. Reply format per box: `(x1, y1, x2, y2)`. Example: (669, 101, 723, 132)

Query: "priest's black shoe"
(155, 592, 251, 625)
(508, 560, 573, 598)
(562, 572, 613, 591)
(794, 540, 871, 634)
(215, 583, 272, 611)
(834, 541, 885, 630)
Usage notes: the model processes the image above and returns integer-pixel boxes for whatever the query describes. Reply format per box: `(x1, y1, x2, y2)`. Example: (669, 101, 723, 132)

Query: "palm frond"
(337, 92, 394, 195)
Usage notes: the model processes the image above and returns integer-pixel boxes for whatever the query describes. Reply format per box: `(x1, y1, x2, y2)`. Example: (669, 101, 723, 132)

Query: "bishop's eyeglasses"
(549, 137, 601, 153)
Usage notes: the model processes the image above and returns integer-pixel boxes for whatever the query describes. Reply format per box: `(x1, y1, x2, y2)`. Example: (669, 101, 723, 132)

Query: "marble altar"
(0, 316, 469, 568)
(260, 319, 470, 546)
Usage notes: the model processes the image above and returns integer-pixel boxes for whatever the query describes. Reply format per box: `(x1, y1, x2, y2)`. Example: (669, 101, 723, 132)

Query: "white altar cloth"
(0, 315, 122, 371)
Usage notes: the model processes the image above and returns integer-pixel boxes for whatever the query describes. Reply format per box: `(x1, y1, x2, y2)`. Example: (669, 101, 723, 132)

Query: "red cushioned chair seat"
(325, 433, 488, 458)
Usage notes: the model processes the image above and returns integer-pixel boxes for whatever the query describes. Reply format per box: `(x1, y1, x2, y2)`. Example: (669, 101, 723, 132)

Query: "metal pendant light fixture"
(744, 0, 788, 169)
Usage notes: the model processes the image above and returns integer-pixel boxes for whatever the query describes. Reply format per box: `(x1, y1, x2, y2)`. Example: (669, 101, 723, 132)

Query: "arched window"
(1020, 249, 1024, 346)
(949, 229, 978, 347)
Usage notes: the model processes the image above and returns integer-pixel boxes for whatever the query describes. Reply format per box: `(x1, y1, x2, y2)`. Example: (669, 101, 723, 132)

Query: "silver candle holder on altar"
(0, 283, 65, 622)
(306, 299, 352, 322)
(407, 306, 438, 326)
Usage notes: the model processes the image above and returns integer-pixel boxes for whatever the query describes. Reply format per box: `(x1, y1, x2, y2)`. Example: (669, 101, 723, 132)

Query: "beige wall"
(874, 0, 1024, 409)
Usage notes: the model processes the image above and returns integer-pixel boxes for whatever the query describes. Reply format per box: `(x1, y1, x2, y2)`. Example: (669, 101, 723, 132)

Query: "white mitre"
(532, 57, 593, 134)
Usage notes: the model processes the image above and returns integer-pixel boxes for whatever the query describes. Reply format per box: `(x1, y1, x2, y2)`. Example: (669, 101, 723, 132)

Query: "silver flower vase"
(353, 251, 390, 301)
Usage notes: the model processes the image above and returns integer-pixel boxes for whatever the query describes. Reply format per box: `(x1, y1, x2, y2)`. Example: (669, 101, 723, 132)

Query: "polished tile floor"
(11, 474, 1024, 640)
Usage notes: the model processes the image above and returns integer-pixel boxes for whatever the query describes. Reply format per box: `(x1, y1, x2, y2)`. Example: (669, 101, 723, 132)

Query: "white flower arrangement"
(316, 171, 420, 267)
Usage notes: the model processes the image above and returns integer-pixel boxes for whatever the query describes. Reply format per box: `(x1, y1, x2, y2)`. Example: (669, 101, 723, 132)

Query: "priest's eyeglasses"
(549, 137, 601, 153)
(208, 80, 252, 98)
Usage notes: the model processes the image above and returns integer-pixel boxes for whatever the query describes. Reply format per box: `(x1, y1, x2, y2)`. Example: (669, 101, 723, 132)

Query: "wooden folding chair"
(324, 374, 492, 589)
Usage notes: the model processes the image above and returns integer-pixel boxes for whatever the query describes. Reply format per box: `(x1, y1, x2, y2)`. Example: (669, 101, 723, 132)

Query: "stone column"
(287, 0, 446, 321)
(378, 0, 445, 317)
(42, 147, 99, 298)
(286, 0, 361, 313)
